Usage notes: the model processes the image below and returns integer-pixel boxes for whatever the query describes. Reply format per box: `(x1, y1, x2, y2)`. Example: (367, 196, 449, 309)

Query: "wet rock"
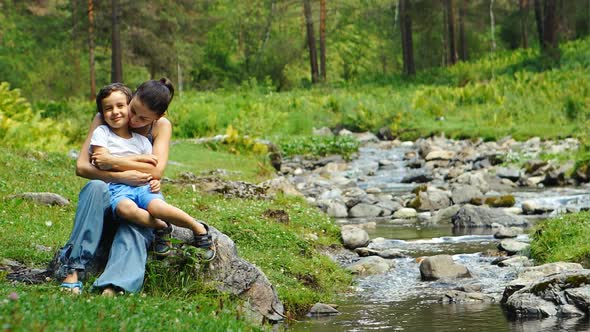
(452, 205, 527, 228)
(308, 303, 339, 316)
(502, 269, 590, 318)
(348, 256, 395, 275)
(8, 192, 69, 206)
(401, 171, 433, 184)
(425, 150, 456, 161)
(493, 226, 521, 239)
(440, 290, 495, 303)
(469, 195, 515, 208)
(378, 249, 407, 259)
(408, 190, 451, 212)
(326, 202, 348, 218)
(452, 172, 490, 194)
(393, 208, 417, 219)
(354, 247, 381, 257)
(419, 255, 472, 281)
(496, 255, 533, 268)
(495, 167, 521, 182)
(521, 200, 554, 215)
(349, 203, 382, 218)
(430, 205, 462, 224)
(498, 239, 530, 255)
(341, 225, 370, 249)
(451, 184, 483, 204)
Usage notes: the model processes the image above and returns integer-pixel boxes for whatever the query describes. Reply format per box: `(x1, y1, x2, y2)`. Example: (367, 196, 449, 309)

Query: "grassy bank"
(0, 145, 352, 330)
(529, 212, 590, 267)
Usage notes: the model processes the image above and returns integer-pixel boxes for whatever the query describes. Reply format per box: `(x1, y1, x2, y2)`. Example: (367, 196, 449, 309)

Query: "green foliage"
(279, 136, 360, 160)
(0, 82, 74, 151)
(530, 212, 590, 265)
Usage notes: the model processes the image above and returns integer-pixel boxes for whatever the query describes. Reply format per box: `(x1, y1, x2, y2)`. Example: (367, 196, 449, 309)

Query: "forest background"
(2, 1, 590, 329)
(1, 0, 590, 153)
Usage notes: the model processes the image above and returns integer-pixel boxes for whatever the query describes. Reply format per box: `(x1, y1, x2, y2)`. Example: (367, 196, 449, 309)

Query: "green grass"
(529, 211, 590, 265)
(0, 284, 260, 331)
(167, 142, 273, 183)
(0, 145, 352, 329)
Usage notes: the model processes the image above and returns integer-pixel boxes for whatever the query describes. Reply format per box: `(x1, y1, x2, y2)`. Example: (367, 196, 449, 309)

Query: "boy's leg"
(115, 198, 167, 229)
(146, 199, 205, 235)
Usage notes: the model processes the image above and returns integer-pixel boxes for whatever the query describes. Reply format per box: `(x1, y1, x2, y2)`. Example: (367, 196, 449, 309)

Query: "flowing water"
(287, 145, 590, 331)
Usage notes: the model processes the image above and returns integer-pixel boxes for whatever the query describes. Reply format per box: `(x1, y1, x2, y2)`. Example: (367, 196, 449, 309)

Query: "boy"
(91, 83, 215, 261)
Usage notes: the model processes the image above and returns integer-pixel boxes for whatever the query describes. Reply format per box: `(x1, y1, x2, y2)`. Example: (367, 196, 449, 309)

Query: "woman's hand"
(91, 150, 115, 170)
(117, 170, 153, 187)
(149, 179, 161, 193)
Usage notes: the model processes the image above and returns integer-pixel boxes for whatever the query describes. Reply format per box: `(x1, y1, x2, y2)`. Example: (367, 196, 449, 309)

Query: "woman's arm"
(76, 114, 153, 186)
(90, 118, 171, 179)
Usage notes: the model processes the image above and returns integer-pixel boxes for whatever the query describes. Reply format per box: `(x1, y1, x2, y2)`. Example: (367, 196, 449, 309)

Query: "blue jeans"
(58, 180, 154, 293)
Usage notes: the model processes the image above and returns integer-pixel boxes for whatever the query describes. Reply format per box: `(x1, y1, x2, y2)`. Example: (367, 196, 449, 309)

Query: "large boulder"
(451, 205, 527, 228)
(341, 225, 370, 249)
(419, 255, 472, 281)
(502, 269, 590, 318)
(171, 226, 285, 322)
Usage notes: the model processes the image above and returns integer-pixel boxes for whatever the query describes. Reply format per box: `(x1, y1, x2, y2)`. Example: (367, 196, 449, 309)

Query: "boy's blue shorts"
(109, 183, 164, 216)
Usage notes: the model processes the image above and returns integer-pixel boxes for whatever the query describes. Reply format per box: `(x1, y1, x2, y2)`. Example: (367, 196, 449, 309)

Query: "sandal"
(153, 222, 173, 257)
(60, 281, 83, 294)
(193, 222, 216, 262)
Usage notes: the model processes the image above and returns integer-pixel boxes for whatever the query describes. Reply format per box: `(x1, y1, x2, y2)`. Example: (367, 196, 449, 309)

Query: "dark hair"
(133, 78, 175, 116)
(96, 83, 132, 113)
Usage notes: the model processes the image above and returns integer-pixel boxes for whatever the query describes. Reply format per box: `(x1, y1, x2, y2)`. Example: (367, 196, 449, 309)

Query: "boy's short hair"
(96, 83, 133, 113)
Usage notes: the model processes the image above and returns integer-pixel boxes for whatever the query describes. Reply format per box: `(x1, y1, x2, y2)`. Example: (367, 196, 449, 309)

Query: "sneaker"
(153, 223, 172, 257)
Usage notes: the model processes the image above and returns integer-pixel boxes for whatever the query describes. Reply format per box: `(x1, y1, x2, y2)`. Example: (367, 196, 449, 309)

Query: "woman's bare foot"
(102, 287, 116, 297)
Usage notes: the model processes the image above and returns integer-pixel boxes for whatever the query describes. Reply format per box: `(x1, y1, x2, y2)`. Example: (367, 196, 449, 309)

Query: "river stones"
(393, 208, 417, 219)
(348, 256, 395, 276)
(307, 303, 339, 316)
(349, 203, 382, 218)
(326, 202, 348, 218)
(419, 255, 472, 281)
(341, 225, 370, 249)
(498, 239, 530, 255)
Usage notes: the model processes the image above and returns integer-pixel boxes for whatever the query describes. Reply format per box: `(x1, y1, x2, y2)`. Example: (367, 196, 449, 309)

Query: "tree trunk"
(319, 0, 327, 82)
(303, 0, 319, 83)
(519, 0, 529, 48)
(71, 0, 81, 93)
(255, 0, 276, 72)
(88, 0, 96, 100)
(446, 0, 458, 65)
(399, 0, 415, 76)
(534, 0, 544, 47)
(441, 0, 448, 66)
(458, 0, 467, 61)
(490, 0, 496, 53)
(111, 0, 123, 83)
(542, 0, 560, 60)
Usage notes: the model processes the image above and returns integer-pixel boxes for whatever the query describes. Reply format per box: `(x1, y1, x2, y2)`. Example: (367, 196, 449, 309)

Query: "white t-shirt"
(90, 125, 152, 157)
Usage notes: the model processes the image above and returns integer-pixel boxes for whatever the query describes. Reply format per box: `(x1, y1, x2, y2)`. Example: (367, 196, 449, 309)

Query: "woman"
(58, 78, 175, 295)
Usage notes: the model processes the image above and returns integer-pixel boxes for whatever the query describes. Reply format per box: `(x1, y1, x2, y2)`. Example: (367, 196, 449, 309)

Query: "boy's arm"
(90, 119, 172, 179)
(91, 150, 158, 172)
(76, 114, 153, 186)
